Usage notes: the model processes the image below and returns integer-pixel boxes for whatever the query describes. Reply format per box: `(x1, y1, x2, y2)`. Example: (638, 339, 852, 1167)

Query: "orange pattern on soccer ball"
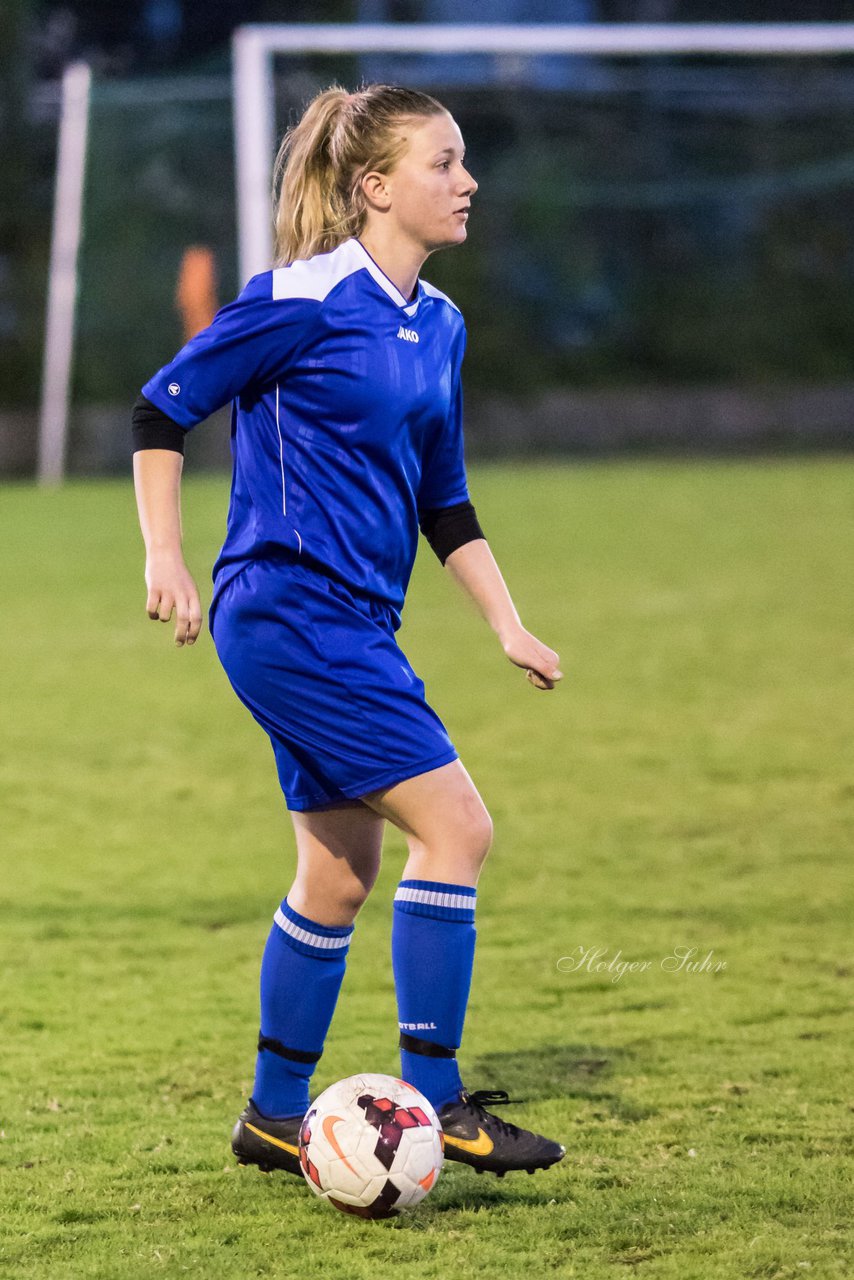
(322, 1113, 360, 1177)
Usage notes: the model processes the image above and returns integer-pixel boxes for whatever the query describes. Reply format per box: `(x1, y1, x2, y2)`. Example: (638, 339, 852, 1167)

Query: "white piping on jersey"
(275, 382, 286, 515)
(270, 238, 460, 319)
(351, 238, 422, 317)
(420, 278, 461, 313)
(275, 382, 302, 554)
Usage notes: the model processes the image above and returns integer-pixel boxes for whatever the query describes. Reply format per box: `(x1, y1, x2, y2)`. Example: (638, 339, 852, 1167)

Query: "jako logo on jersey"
(396, 326, 419, 343)
(168, 382, 180, 395)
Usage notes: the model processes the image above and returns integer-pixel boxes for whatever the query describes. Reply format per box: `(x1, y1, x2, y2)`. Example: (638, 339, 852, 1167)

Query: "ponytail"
(273, 87, 354, 266)
(273, 83, 446, 266)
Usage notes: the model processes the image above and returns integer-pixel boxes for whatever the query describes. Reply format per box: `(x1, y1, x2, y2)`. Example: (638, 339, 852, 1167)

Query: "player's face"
(385, 113, 477, 252)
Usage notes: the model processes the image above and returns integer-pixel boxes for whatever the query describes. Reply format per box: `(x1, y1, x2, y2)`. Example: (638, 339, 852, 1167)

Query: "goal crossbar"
(235, 23, 854, 56)
(232, 22, 854, 283)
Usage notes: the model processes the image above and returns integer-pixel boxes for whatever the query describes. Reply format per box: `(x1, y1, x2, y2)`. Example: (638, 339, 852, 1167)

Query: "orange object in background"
(175, 246, 218, 341)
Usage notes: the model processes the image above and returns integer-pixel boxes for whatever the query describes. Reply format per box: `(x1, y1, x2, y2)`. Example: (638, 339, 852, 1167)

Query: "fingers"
(174, 603, 190, 646)
(174, 591, 203, 647)
(526, 643, 564, 691)
(187, 596, 203, 645)
(147, 589, 174, 623)
(504, 633, 564, 689)
(145, 582, 203, 646)
(540, 645, 562, 679)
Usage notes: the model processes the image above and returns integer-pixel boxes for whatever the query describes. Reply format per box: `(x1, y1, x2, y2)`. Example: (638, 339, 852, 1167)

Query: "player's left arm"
(418, 323, 562, 690)
(440, 537, 563, 691)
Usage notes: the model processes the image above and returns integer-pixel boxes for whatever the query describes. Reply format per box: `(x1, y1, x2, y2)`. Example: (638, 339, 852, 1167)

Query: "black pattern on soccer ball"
(357, 1093, 435, 1172)
(329, 1176, 403, 1220)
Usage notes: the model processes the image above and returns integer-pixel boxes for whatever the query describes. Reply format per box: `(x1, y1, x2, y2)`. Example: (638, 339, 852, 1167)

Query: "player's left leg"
(360, 760, 565, 1176)
(233, 799, 385, 1176)
(360, 758, 490, 1109)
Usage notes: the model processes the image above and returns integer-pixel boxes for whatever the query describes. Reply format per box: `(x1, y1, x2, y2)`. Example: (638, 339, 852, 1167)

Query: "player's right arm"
(133, 446, 202, 647)
(132, 269, 319, 647)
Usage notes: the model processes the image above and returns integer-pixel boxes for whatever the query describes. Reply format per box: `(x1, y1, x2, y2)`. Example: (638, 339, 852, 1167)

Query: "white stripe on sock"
(274, 907, 352, 950)
(394, 887, 476, 912)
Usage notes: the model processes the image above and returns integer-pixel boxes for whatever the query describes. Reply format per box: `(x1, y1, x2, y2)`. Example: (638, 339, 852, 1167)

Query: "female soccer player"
(132, 84, 565, 1179)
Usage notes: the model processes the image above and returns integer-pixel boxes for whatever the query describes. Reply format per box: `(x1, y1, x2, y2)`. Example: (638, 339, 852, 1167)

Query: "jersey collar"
(352, 238, 422, 318)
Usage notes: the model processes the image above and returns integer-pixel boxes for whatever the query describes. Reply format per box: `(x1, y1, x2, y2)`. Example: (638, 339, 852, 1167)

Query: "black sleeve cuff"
(131, 394, 186, 454)
(418, 500, 485, 565)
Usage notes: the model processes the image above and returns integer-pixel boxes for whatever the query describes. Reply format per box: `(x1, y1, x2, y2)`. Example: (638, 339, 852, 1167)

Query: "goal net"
(53, 24, 854, 473)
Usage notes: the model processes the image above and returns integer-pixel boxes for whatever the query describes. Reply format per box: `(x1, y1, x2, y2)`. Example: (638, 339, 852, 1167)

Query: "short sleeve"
(141, 271, 320, 429)
(417, 324, 470, 513)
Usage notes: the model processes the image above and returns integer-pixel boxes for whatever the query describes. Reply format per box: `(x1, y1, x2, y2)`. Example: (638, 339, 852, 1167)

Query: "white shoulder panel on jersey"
(420, 279, 462, 314)
(272, 239, 365, 303)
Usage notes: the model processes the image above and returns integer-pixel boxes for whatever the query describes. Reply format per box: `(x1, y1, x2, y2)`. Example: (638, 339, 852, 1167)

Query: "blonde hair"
(273, 84, 447, 266)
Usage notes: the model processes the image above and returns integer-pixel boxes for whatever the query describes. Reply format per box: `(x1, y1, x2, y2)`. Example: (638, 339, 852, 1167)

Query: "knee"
(336, 877, 376, 919)
(289, 881, 372, 928)
(292, 858, 380, 927)
(335, 855, 384, 918)
(459, 802, 494, 871)
(479, 810, 495, 863)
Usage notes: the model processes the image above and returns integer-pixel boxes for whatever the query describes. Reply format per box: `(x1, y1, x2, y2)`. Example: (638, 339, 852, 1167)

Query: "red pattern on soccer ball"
(356, 1093, 437, 1171)
(301, 1151, 323, 1189)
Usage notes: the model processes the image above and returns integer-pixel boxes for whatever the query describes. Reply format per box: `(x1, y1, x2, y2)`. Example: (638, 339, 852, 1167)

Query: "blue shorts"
(209, 556, 459, 811)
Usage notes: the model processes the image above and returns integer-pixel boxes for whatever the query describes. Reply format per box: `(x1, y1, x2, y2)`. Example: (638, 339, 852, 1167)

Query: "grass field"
(1, 457, 852, 1279)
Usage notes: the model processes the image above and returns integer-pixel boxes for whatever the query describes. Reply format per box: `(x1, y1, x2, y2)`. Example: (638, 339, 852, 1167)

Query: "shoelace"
(464, 1088, 525, 1140)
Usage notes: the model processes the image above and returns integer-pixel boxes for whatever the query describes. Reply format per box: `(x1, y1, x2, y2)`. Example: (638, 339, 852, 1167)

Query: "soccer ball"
(298, 1074, 444, 1218)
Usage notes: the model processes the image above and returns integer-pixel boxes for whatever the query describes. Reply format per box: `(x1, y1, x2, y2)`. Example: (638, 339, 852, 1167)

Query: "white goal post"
(38, 61, 91, 485)
(232, 22, 854, 286)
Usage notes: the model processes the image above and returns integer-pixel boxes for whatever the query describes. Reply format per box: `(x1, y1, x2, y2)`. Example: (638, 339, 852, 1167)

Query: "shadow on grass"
(469, 1042, 645, 1108)
(365, 1044, 651, 1222)
(416, 1168, 560, 1216)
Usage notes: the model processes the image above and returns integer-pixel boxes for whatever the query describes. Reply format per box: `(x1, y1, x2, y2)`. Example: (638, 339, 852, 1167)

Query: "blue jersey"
(142, 237, 470, 631)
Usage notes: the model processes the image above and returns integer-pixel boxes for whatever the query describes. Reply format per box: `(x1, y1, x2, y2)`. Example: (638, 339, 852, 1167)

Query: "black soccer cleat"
(231, 1099, 304, 1177)
(437, 1088, 566, 1177)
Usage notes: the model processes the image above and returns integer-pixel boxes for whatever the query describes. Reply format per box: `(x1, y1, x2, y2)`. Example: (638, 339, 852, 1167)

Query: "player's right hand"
(144, 550, 203, 647)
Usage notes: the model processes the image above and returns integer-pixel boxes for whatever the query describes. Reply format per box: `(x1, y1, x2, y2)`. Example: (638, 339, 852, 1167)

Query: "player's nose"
(460, 168, 477, 197)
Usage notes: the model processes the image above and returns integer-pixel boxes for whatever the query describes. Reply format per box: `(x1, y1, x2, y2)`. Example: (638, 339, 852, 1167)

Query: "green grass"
(1, 457, 852, 1279)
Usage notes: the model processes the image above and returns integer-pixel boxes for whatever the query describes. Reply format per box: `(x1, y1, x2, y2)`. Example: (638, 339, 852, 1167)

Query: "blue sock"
(252, 897, 354, 1120)
(392, 878, 477, 1111)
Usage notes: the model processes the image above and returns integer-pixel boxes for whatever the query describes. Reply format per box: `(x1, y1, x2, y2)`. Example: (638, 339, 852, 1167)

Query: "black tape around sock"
(258, 1034, 322, 1065)
(399, 1031, 457, 1059)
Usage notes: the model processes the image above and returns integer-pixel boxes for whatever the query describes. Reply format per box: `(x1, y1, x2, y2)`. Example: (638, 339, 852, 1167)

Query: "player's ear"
(360, 169, 392, 212)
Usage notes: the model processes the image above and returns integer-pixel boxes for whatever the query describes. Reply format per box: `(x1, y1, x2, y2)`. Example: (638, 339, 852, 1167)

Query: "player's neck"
(356, 230, 426, 304)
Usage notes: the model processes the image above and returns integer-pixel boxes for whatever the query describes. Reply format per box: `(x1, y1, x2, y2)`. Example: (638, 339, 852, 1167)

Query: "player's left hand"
(500, 625, 563, 691)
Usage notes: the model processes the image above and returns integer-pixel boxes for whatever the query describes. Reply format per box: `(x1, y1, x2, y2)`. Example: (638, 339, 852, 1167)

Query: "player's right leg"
(360, 759, 566, 1177)
(232, 799, 385, 1176)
